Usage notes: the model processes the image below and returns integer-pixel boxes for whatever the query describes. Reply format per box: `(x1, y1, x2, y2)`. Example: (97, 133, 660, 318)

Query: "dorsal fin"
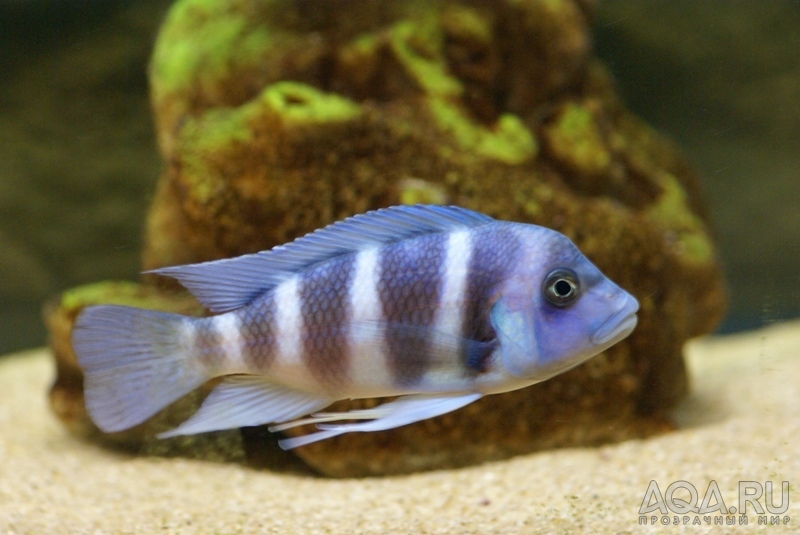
(147, 204, 495, 312)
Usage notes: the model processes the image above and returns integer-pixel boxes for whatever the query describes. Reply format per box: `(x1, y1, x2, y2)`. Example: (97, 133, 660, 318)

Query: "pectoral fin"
(489, 300, 537, 376)
(272, 392, 482, 450)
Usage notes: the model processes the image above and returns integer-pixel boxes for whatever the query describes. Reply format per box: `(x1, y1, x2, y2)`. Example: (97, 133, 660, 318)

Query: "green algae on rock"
(428, 99, 537, 164)
(47, 0, 727, 477)
(542, 101, 611, 176)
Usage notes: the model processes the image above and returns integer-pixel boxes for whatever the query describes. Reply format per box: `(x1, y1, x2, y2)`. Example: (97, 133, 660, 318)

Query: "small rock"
(47, 0, 726, 477)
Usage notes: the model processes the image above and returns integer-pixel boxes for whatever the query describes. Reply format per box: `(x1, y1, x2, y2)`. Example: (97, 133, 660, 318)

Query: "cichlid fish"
(72, 205, 639, 449)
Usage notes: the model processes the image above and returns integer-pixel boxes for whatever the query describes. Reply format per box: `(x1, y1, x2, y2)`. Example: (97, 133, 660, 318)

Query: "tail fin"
(71, 305, 209, 433)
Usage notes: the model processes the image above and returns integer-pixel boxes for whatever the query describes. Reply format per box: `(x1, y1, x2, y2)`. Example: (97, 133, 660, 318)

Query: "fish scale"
(191, 317, 224, 371)
(71, 204, 639, 448)
(235, 293, 277, 372)
(299, 253, 354, 391)
(460, 226, 520, 369)
(378, 233, 448, 387)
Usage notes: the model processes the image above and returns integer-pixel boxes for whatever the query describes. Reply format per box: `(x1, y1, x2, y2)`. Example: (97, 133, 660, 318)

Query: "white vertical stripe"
(435, 229, 472, 337)
(212, 313, 245, 373)
(350, 248, 382, 322)
(347, 247, 392, 393)
(274, 276, 303, 367)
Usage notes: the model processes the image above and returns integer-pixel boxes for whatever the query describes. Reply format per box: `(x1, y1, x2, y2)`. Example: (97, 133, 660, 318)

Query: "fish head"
(490, 226, 639, 380)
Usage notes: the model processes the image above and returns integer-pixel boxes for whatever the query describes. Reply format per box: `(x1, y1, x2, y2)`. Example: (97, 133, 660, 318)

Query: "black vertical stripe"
(237, 292, 277, 371)
(299, 254, 354, 390)
(461, 225, 521, 373)
(191, 317, 222, 370)
(378, 233, 447, 387)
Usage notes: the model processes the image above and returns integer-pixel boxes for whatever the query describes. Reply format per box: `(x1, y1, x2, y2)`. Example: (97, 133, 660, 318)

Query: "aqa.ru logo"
(639, 480, 791, 527)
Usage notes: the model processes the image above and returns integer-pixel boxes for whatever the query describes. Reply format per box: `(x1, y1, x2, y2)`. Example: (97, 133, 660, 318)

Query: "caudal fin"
(71, 305, 209, 433)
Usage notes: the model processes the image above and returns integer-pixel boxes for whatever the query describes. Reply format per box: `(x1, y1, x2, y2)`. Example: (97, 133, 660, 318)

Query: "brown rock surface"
(46, 0, 727, 476)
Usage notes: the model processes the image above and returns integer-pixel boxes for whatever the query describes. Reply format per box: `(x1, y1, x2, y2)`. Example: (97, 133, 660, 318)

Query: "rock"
(47, 0, 726, 477)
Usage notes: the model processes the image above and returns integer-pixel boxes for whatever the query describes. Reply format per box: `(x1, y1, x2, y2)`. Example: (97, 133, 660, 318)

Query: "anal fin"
(158, 376, 334, 438)
(272, 393, 482, 450)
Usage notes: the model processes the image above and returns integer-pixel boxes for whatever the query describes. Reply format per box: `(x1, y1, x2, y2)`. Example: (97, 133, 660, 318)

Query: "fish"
(72, 204, 639, 450)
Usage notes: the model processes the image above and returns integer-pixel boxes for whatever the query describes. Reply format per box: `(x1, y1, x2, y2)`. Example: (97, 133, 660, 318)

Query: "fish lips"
(590, 295, 640, 347)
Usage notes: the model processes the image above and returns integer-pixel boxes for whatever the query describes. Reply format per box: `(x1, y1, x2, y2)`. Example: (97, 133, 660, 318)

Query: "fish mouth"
(591, 295, 640, 347)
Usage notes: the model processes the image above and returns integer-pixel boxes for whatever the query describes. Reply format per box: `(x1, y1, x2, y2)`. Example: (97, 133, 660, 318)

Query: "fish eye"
(543, 268, 580, 308)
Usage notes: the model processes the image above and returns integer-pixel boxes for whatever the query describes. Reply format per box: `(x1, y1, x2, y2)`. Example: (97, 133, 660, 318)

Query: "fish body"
(72, 205, 639, 449)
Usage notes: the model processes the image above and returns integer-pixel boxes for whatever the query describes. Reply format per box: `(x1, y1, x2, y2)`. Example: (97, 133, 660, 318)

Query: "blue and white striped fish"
(72, 205, 639, 449)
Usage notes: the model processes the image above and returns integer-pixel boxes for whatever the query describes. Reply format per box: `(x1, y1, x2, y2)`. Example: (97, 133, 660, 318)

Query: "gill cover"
(489, 299, 538, 377)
